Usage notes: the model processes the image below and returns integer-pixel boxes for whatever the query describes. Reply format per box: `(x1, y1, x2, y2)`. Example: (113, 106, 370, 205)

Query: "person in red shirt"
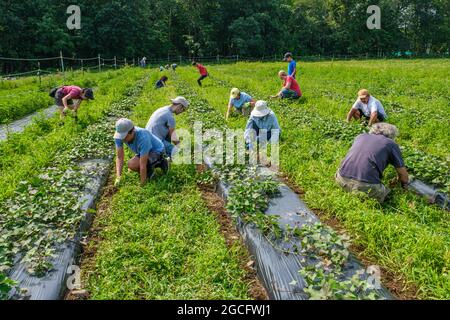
(271, 71, 302, 99)
(192, 61, 208, 87)
(54, 85, 94, 119)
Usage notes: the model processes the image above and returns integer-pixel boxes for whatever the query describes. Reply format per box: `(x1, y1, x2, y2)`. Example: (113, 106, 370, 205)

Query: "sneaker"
(159, 157, 169, 174)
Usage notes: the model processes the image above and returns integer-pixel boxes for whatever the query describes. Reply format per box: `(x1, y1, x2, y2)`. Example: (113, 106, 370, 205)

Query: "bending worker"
(336, 123, 409, 203)
(155, 76, 168, 89)
(347, 89, 387, 126)
(114, 118, 168, 186)
(54, 85, 94, 119)
(271, 70, 302, 99)
(146, 97, 189, 158)
(192, 61, 209, 86)
(226, 88, 256, 120)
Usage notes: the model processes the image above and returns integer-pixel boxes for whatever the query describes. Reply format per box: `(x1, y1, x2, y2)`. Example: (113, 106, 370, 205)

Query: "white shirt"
(352, 96, 387, 119)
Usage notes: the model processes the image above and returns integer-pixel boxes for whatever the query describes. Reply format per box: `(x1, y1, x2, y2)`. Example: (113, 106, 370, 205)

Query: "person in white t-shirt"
(347, 89, 388, 126)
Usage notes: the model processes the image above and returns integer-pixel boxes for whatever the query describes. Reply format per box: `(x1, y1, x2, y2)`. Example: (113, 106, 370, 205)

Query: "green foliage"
(175, 61, 450, 299)
(86, 73, 251, 299)
(0, 0, 448, 63)
(0, 69, 148, 276)
(0, 273, 16, 300)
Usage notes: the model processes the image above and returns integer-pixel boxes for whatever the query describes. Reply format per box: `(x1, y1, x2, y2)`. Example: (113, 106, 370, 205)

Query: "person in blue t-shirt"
(113, 118, 168, 186)
(284, 52, 297, 79)
(226, 88, 256, 120)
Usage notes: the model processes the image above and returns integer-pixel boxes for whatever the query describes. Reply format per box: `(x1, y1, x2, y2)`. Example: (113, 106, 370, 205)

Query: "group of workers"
(56, 51, 411, 203)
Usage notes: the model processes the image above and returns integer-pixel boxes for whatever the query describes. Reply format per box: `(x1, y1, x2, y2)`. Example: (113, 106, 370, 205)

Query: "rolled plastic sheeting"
(407, 179, 449, 211)
(8, 158, 112, 300)
(0, 105, 58, 141)
(205, 157, 395, 300)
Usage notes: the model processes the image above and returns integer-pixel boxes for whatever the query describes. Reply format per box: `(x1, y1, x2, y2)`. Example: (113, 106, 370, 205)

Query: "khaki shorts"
(335, 171, 390, 203)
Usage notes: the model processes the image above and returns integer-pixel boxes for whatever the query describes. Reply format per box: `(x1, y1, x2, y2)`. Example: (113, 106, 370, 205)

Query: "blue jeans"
(162, 139, 174, 157)
(281, 89, 299, 99)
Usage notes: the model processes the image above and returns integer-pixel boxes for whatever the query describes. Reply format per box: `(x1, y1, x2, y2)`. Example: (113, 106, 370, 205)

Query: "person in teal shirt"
(226, 88, 256, 120)
(114, 118, 167, 186)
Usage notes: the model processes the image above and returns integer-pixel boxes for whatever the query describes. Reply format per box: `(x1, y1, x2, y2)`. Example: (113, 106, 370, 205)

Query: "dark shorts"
(55, 89, 73, 107)
(357, 109, 386, 122)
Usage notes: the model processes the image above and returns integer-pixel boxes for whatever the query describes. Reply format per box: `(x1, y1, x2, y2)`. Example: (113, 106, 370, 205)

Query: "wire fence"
(1, 51, 448, 80)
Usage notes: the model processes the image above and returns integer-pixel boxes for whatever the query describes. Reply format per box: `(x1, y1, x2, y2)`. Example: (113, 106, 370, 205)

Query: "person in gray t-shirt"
(145, 96, 189, 157)
(336, 123, 409, 202)
(347, 89, 388, 126)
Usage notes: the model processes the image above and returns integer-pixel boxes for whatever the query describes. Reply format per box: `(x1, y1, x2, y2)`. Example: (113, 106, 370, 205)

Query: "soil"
(65, 174, 118, 300)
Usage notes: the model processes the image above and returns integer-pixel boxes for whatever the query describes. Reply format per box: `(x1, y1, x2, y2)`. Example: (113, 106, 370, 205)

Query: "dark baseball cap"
(83, 88, 95, 100)
(283, 52, 293, 60)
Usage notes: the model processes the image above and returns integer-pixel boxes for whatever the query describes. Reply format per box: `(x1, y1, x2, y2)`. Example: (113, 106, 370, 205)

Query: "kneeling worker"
(114, 118, 168, 187)
(336, 123, 409, 203)
(146, 97, 189, 157)
(271, 71, 302, 99)
(347, 89, 387, 126)
(226, 88, 256, 120)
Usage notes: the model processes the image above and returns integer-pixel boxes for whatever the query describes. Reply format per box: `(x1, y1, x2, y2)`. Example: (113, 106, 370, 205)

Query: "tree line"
(0, 0, 448, 62)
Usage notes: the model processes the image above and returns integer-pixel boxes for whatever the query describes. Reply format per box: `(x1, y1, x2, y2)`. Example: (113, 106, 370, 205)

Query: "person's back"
(120, 127, 164, 155)
(146, 106, 175, 141)
(285, 76, 302, 97)
(288, 59, 297, 78)
(339, 133, 403, 184)
(196, 63, 208, 76)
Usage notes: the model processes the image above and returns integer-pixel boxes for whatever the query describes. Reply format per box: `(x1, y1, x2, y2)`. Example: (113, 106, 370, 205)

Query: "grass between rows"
(84, 72, 251, 299)
(174, 61, 449, 300)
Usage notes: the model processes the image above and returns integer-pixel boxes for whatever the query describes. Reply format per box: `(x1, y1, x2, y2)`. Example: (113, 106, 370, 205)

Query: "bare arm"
(396, 167, 410, 188)
(226, 103, 233, 120)
(168, 127, 179, 145)
(368, 111, 378, 126)
(139, 154, 149, 185)
(347, 108, 357, 122)
(62, 94, 72, 109)
(116, 147, 125, 178)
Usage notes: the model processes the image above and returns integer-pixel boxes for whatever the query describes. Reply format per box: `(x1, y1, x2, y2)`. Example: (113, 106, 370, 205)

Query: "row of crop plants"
(0, 68, 148, 299)
(174, 61, 449, 299)
(80, 72, 253, 300)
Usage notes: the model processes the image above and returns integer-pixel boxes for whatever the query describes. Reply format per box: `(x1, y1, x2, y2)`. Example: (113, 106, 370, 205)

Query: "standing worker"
(114, 118, 168, 186)
(271, 71, 302, 99)
(226, 88, 256, 120)
(140, 57, 147, 68)
(347, 89, 388, 126)
(336, 123, 409, 203)
(192, 61, 209, 87)
(146, 97, 189, 158)
(52, 85, 94, 119)
(284, 52, 297, 79)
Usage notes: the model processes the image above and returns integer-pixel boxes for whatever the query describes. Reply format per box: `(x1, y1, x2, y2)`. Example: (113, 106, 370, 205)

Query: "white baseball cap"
(171, 96, 189, 108)
(230, 88, 240, 99)
(251, 100, 271, 118)
(114, 118, 134, 140)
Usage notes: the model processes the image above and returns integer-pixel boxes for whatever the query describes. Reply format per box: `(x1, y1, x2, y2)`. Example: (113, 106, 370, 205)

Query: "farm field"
(0, 69, 127, 124)
(173, 59, 449, 299)
(1, 59, 449, 301)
